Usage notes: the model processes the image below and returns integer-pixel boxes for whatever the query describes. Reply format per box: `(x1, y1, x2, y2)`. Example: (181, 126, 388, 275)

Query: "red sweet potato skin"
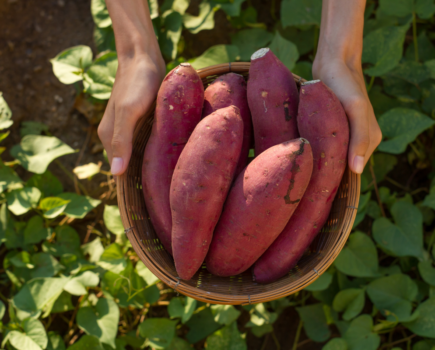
(171, 106, 243, 280)
(253, 80, 349, 284)
(205, 138, 313, 277)
(247, 49, 299, 155)
(203, 73, 253, 176)
(142, 64, 204, 255)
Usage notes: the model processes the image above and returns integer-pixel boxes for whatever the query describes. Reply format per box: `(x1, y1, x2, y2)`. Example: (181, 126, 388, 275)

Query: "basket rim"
(117, 62, 361, 305)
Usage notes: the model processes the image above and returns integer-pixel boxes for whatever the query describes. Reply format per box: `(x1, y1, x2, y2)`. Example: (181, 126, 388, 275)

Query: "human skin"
(313, 0, 382, 173)
(99, 0, 382, 176)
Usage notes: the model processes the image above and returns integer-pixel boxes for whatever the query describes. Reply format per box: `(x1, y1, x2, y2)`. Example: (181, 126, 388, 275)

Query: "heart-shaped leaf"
(103, 205, 124, 235)
(210, 304, 242, 326)
(190, 45, 239, 70)
(296, 303, 330, 342)
(77, 298, 120, 348)
(11, 135, 75, 174)
(83, 52, 118, 100)
(64, 271, 99, 295)
(231, 28, 273, 61)
(24, 216, 51, 245)
(6, 187, 41, 216)
(377, 108, 435, 154)
(73, 162, 101, 179)
(418, 261, 435, 286)
(91, 0, 112, 28)
(269, 32, 299, 71)
(333, 289, 365, 321)
(373, 201, 424, 259)
(334, 232, 379, 277)
(0, 160, 21, 194)
(39, 197, 70, 219)
(403, 296, 435, 337)
(97, 243, 127, 273)
(31, 253, 63, 279)
(57, 192, 101, 219)
(139, 318, 177, 349)
(26, 170, 63, 198)
(205, 322, 247, 350)
(50, 46, 93, 84)
(343, 315, 380, 350)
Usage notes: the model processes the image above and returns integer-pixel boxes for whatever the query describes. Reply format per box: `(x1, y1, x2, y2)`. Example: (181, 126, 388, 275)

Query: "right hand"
(98, 51, 166, 175)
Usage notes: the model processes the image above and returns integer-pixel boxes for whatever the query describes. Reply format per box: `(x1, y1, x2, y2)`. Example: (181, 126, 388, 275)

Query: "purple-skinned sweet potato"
(203, 73, 253, 176)
(142, 63, 204, 255)
(171, 106, 243, 280)
(247, 48, 299, 155)
(253, 80, 349, 284)
(205, 138, 313, 277)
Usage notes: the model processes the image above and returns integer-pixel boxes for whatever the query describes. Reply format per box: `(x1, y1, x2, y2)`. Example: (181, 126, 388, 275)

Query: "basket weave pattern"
(117, 63, 361, 305)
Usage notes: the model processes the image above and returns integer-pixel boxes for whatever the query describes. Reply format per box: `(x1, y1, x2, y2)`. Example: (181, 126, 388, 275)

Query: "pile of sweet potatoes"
(142, 48, 349, 283)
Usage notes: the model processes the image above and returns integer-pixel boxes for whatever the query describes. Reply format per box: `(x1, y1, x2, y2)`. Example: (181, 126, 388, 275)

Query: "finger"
(110, 105, 143, 176)
(98, 98, 115, 165)
(342, 96, 370, 174)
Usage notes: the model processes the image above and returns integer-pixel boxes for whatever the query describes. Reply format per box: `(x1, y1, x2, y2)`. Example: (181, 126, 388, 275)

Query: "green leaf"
(10, 251, 34, 268)
(73, 162, 101, 179)
(57, 192, 101, 219)
(405, 31, 435, 63)
(94, 25, 116, 53)
(67, 335, 104, 350)
(13, 277, 69, 318)
(281, 0, 322, 27)
(426, 59, 435, 79)
(389, 61, 431, 85)
(77, 298, 120, 348)
(296, 303, 330, 342)
(40, 197, 70, 219)
(91, 0, 112, 28)
(11, 135, 75, 174)
(279, 25, 315, 56)
(250, 324, 273, 338)
(166, 337, 192, 350)
(333, 289, 365, 321)
(103, 205, 124, 235)
(97, 243, 127, 273)
(0, 160, 21, 194)
(43, 226, 83, 258)
(183, 2, 215, 34)
(26, 170, 63, 197)
(231, 28, 273, 61)
(20, 121, 49, 137)
(46, 332, 65, 350)
(362, 25, 408, 76)
(292, 61, 313, 81)
(51, 292, 74, 314)
(373, 201, 424, 259)
(7, 319, 48, 350)
(403, 296, 435, 337)
(64, 271, 99, 295)
(139, 318, 177, 349)
(83, 52, 118, 100)
(0, 299, 4, 319)
(343, 315, 380, 350)
(423, 190, 435, 211)
(24, 216, 51, 245)
(367, 273, 418, 321)
(322, 338, 349, 350)
(205, 322, 247, 350)
(210, 304, 241, 326)
(415, 0, 435, 18)
(136, 261, 159, 285)
(159, 11, 183, 60)
(0, 92, 12, 130)
(361, 153, 398, 192)
(167, 297, 197, 323)
(304, 271, 333, 292)
(6, 187, 41, 216)
(82, 238, 105, 263)
(190, 45, 239, 69)
(379, 108, 435, 154)
(32, 253, 63, 278)
(186, 308, 221, 343)
(418, 261, 435, 286)
(160, 0, 190, 15)
(413, 340, 435, 350)
(379, 0, 413, 17)
(334, 232, 378, 277)
(269, 32, 299, 71)
(212, 0, 246, 17)
(50, 46, 93, 84)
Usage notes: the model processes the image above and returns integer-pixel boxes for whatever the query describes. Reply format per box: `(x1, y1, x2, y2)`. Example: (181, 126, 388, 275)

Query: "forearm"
(106, 0, 159, 60)
(314, 0, 366, 73)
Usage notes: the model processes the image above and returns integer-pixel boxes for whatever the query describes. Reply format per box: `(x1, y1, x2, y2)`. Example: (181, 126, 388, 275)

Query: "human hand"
(98, 51, 166, 175)
(312, 58, 382, 174)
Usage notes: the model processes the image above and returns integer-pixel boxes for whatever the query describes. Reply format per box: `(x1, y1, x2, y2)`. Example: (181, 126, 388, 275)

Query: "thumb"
(110, 108, 139, 176)
(343, 97, 370, 174)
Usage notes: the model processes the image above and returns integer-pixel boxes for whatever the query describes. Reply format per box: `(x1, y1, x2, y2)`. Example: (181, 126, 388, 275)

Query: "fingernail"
(353, 156, 364, 174)
(111, 157, 123, 175)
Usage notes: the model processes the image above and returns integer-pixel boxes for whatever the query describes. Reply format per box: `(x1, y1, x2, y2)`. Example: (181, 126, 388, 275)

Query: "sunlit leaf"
(58, 192, 101, 219)
(0, 160, 21, 194)
(91, 0, 112, 28)
(50, 46, 93, 84)
(64, 271, 99, 296)
(190, 45, 239, 69)
(94, 25, 116, 53)
(205, 322, 247, 350)
(210, 304, 241, 326)
(73, 162, 101, 179)
(6, 187, 41, 216)
(0, 92, 13, 130)
(97, 243, 127, 273)
(39, 197, 70, 219)
(269, 32, 299, 71)
(183, 2, 215, 34)
(11, 135, 75, 174)
(46, 332, 65, 350)
(103, 205, 124, 235)
(83, 52, 118, 100)
(159, 11, 183, 60)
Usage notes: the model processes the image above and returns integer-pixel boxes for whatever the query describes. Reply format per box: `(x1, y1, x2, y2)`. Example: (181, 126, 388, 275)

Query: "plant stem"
(55, 159, 89, 196)
(271, 330, 281, 350)
(412, 12, 419, 62)
(379, 333, 416, 349)
(292, 320, 304, 350)
(367, 76, 375, 92)
(260, 334, 270, 350)
(270, 0, 277, 21)
(369, 160, 386, 217)
(385, 176, 409, 191)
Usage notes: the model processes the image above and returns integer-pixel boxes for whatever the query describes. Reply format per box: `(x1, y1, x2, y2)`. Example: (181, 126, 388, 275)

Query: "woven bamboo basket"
(117, 62, 360, 305)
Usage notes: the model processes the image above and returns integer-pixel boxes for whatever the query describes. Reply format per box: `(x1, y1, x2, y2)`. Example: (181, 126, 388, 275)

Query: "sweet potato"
(171, 106, 243, 280)
(253, 80, 349, 284)
(142, 63, 204, 255)
(247, 48, 299, 155)
(205, 138, 313, 277)
(203, 73, 253, 176)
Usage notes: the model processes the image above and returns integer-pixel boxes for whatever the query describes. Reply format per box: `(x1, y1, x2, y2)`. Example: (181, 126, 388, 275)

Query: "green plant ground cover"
(2, 0, 435, 349)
